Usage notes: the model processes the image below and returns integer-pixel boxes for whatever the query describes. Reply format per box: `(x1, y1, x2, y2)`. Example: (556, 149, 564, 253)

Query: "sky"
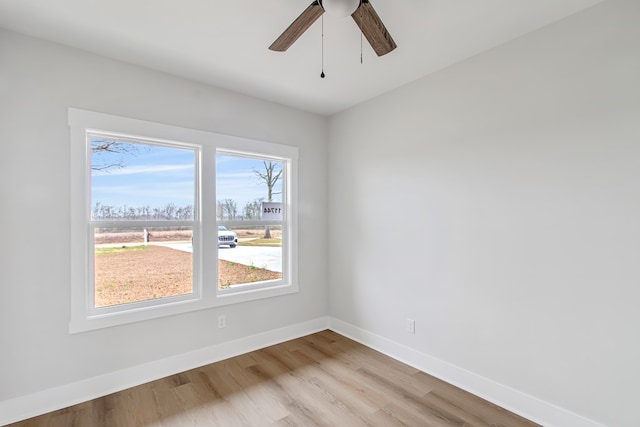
(216, 153, 283, 207)
(91, 137, 283, 215)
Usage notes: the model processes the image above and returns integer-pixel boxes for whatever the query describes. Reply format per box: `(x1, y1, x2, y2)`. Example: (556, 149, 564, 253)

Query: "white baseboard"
(327, 317, 606, 427)
(1, 316, 605, 427)
(0, 317, 330, 426)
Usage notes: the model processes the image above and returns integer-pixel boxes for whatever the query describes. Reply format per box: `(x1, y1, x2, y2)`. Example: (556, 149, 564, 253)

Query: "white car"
(218, 225, 238, 248)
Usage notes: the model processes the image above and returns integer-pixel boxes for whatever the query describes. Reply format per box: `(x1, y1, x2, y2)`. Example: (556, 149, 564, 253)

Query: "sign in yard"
(261, 202, 283, 221)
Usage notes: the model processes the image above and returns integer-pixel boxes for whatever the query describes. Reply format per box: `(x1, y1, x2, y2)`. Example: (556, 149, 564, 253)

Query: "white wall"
(328, 1, 640, 426)
(0, 28, 328, 407)
(2, 1, 639, 425)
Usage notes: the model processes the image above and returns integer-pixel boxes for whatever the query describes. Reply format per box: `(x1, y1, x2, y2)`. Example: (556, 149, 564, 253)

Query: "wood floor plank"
(250, 349, 358, 427)
(363, 409, 409, 427)
(8, 331, 541, 427)
(291, 343, 394, 409)
(358, 367, 471, 427)
(242, 357, 326, 426)
(225, 358, 291, 422)
(421, 391, 495, 427)
(413, 371, 539, 427)
(289, 343, 395, 422)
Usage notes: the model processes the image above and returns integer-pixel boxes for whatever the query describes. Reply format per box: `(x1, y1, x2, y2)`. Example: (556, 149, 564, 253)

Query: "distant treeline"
(92, 198, 266, 221)
(92, 203, 194, 220)
(217, 198, 264, 221)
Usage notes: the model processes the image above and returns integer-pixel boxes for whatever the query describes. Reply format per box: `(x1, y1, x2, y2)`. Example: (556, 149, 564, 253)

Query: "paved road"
(154, 242, 282, 273)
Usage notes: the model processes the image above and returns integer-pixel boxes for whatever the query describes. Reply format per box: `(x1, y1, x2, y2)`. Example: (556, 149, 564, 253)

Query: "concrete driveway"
(154, 242, 282, 273)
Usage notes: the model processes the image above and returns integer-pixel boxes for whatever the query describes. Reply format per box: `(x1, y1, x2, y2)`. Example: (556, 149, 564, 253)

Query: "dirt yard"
(94, 245, 281, 308)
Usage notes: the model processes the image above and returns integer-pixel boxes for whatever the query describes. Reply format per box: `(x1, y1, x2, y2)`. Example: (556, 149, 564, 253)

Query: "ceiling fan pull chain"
(357, 1, 364, 64)
(320, 14, 326, 78)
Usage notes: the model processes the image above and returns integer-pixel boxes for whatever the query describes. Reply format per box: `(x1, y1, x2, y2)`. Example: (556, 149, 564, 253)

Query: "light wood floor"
(9, 330, 540, 426)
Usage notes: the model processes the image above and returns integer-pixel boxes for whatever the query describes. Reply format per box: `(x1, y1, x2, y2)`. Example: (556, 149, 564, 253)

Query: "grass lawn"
(238, 238, 282, 247)
(95, 245, 149, 255)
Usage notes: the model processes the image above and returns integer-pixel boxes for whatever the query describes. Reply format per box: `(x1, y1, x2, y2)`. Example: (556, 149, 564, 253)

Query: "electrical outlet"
(406, 318, 415, 334)
(218, 315, 226, 329)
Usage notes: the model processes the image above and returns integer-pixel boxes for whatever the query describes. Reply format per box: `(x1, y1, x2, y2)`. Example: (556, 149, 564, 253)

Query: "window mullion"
(200, 144, 218, 298)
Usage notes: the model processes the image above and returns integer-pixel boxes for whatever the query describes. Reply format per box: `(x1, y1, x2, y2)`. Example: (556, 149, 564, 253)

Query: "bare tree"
(254, 161, 282, 238)
(217, 199, 238, 221)
(243, 198, 264, 220)
(91, 139, 146, 171)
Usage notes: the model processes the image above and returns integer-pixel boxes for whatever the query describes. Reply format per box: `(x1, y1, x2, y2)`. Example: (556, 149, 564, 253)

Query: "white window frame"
(215, 150, 290, 294)
(69, 108, 299, 333)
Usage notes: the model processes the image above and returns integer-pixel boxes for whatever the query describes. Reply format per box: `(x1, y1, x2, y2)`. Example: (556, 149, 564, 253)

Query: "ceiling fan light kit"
(269, 0, 396, 57)
(322, 0, 360, 17)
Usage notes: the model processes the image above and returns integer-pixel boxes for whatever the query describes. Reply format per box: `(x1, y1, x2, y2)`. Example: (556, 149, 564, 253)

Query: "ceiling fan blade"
(269, 1, 325, 52)
(351, 0, 397, 56)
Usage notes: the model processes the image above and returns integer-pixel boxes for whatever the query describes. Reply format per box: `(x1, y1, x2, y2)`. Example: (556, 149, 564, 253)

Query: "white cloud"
(93, 164, 193, 176)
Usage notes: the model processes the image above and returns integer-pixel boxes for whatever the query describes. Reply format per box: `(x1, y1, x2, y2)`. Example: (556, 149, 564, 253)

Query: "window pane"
(216, 154, 284, 289)
(94, 226, 193, 308)
(217, 225, 283, 289)
(91, 137, 195, 220)
(215, 154, 283, 220)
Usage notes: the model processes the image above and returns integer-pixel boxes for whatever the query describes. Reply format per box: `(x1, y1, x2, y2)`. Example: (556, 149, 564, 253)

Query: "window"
(69, 109, 298, 333)
(90, 136, 198, 311)
(216, 153, 286, 290)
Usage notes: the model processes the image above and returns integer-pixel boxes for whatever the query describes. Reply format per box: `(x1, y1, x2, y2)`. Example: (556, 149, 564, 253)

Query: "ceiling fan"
(269, 0, 397, 57)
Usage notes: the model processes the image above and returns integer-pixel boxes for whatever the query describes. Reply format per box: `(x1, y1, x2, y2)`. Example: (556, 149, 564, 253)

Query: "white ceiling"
(0, 0, 603, 115)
